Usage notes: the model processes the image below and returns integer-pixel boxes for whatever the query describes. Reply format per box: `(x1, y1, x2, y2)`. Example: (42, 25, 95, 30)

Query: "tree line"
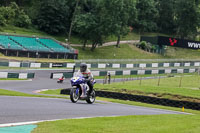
(0, 0, 200, 51)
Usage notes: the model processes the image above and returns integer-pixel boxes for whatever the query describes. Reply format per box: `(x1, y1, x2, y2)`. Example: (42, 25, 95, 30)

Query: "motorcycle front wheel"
(86, 89, 96, 104)
(70, 88, 79, 103)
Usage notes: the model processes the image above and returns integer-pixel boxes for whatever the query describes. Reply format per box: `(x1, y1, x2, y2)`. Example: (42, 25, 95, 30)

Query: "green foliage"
(0, 2, 31, 27)
(175, 0, 200, 39)
(157, 0, 177, 33)
(136, 0, 159, 32)
(1, 0, 200, 43)
(73, 0, 109, 50)
(73, 0, 137, 50)
(136, 41, 156, 52)
(10, 2, 31, 27)
(36, 0, 70, 34)
(0, 6, 15, 26)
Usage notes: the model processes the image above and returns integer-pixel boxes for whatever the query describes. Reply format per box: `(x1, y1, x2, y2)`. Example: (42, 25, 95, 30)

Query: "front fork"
(79, 84, 86, 96)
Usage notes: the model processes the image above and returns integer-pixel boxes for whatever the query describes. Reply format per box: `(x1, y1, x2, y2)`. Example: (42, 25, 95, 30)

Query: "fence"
(50, 68, 197, 79)
(1, 60, 200, 69)
(0, 72, 35, 79)
(75, 59, 200, 63)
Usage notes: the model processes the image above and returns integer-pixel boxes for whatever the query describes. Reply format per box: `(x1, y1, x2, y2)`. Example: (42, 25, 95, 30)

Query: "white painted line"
(0, 116, 120, 127)
(0, 119, 63, 127)
(0, 79, 32, 82)
(32, 89, 49, 93)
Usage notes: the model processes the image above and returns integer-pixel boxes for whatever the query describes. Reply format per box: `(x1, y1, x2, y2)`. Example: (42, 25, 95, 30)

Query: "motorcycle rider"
(58, 75, 65, 83)
(75, 63, 94, 97)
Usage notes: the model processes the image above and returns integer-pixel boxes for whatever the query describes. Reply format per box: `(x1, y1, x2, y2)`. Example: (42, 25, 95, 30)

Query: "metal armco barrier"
(61, 89, 200, 110)
(51, 68, 197, 79)
(2, 60, 200, 69)
(0, 72, 35, 79)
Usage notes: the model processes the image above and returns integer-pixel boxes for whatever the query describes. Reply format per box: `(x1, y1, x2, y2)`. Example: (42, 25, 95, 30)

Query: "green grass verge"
(95, 74, 200, 99)
(0, 89, 65, 99)
(0, 78, 27, 80)
(35, 88, 200, 133)
(0, 89, 37, 97)
(39, 88, 200, 114)
(94, 73, 191, 79)
(32, 114, 200, 133)
(0, 53, 74, 63)
(74, 44, 163, 59)
(73, 44, 200, 59)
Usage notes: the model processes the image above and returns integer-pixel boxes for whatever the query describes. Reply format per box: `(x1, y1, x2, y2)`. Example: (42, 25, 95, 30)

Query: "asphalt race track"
(0, 69, 72, 93)
(0, 96, 187, 124)
(0, 69, 188, 125)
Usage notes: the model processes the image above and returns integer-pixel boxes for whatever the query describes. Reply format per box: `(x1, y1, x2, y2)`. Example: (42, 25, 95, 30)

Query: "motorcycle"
(70, 76, 96, 104)
(57, 76, 64, 83)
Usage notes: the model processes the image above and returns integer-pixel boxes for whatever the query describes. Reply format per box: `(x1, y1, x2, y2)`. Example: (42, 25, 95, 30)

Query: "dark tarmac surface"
(0, 69, 188, 125)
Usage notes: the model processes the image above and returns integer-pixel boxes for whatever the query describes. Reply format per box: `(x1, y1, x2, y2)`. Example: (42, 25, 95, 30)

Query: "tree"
(73, 0, 109, 51)
(0, 2, 30, 27)
(156, 0, 177, 34)
(10, 2, 31, 28)
(175, 0, 200, 39)
(36, 0, 70, 34)
(0, 6, 15, 26)
(73, 13, 97, 49)
(73, 0, 136, 50)
(111, 0, 136, 47)
(135, 0, 159, 32)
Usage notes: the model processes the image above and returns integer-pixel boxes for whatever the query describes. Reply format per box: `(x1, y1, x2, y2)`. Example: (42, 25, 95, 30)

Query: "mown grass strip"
(0, 89, 65, 99)
(0, 78, 27, 80)
(32, 114, 200, 133)
(95, 75, 200, 99)
(39, 89, 200, 114)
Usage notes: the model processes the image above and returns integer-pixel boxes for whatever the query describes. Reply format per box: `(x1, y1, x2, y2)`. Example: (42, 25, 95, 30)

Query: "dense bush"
(10, 2, 31, 27)
(0, 2, 31, 27)
(136, 41, 157, 52)
(35, 0, 70, 35)
(0, 6, 15, 26)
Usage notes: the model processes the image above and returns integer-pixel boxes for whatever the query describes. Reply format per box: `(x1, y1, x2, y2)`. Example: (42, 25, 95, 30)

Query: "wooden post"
(179, 75, 183, 87)
(139, 76, 142, 86)
(157, 76, 160, 86)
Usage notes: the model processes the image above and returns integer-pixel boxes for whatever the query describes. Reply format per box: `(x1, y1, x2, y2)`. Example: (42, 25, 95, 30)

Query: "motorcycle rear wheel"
(86, 90, 96, 104)
(70, 88, 79, 103)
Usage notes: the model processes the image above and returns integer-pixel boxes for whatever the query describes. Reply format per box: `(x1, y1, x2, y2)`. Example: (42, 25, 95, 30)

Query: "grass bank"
(74, 44, 163, 59)
(95, 74, 200, 102)
(0, 89, 36, 97)
(0, 78, 27, 80)
(73, 44, 200, 59)
(0, 53, 74, 63)
(33, 114, 200, 133)
(1, 26, 200, 61)
(0, 89, 65, 99)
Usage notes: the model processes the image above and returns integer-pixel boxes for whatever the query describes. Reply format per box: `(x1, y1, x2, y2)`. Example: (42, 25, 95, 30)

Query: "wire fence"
(75, 59, 200, 63)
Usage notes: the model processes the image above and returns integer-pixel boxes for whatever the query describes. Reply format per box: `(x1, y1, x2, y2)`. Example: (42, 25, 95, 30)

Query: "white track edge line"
(0, 115, 119, 127)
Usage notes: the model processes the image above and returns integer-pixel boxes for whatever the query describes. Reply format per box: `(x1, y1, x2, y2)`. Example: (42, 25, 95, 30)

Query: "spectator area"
(39, 38, 70, 53)
(0, 35, 70, 53)
(0, 35, 23, 50)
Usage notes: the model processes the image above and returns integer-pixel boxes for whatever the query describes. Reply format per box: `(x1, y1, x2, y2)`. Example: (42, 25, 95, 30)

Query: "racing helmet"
(80, 63, 87, 72)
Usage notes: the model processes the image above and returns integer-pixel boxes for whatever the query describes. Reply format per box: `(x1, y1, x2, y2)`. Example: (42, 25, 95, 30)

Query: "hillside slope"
(74, 44, 200, 59)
